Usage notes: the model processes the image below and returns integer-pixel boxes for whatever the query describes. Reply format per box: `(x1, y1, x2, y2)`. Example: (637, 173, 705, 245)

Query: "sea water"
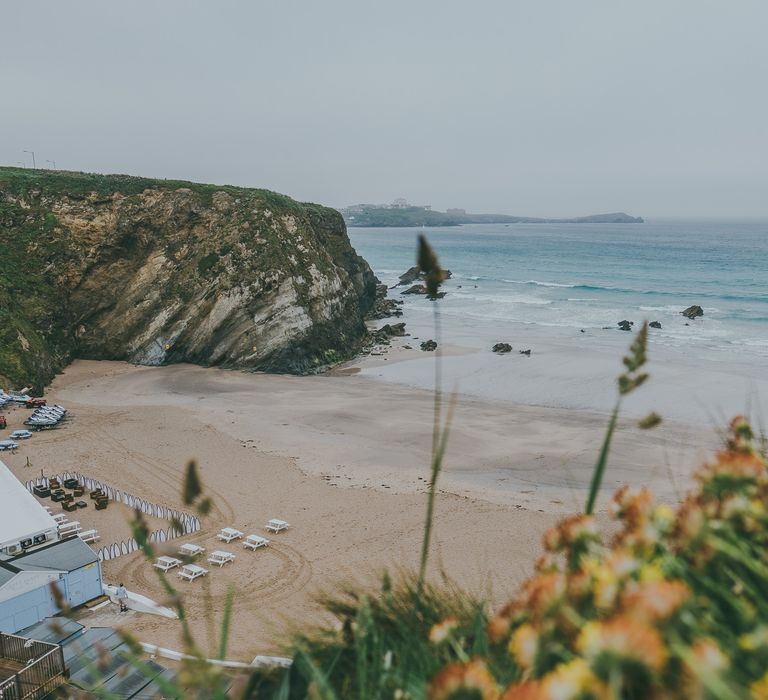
(348, 221, 768, 423)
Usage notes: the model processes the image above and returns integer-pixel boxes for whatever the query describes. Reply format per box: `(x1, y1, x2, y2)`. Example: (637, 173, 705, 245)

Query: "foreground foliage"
(424, 416, 768, 700)
(255, 418, 767, 699)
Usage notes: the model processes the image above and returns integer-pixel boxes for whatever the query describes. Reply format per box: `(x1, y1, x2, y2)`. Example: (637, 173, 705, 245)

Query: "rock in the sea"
(492, 343, 512, 354)
(682, 305, 703, 319)
(420, 340, 438, 351)
(649, 321, 662, 329)
(618, 320, 634, 331)
(397, 266, 452, 286)
(519, 349, 531, 356)
(401, 284, 428, 295)
(397, 266, 422, 286)
(0, 168, 378, 391)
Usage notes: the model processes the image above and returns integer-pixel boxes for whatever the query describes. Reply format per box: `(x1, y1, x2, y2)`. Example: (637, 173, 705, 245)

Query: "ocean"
(348, 220, 768, 423)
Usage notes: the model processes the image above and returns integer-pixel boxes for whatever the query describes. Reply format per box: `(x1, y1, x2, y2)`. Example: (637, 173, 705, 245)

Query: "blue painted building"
(0, 537, 103, 633)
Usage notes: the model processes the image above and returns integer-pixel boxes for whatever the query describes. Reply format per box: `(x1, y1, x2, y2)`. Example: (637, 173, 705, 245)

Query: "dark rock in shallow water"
(401, 284, 428, 295)
(682, 305, 703, 319)
(492, 343, 512, 354)
(396, 266, 452, 286)
(649, 321, 662, 329)
(519, 349, 531, 356)
(618, 320, 634, 331)
(420, 340, 437, 351)
(397, 266, 422, 286)
(428, 291, 447, 300)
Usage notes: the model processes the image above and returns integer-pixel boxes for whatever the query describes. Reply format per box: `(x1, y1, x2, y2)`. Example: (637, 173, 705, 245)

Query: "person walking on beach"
(116, 583, 128, 613)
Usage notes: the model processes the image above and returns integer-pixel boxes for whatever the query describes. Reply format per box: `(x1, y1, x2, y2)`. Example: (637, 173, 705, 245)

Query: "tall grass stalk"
(584, 321, 658, 514)
(416, 235, 452, 591)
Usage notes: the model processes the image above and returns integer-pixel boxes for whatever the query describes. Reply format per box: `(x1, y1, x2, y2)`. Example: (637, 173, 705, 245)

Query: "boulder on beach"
(420, 340, 438, 352)
(649, 321, 662, 329)
(492, 343, 512, 354)
(682, 305, 703, 319)
(618, 320, 634, 331)
(401, 284, 428, 295)
(519, 349, 531, 356)
(373, 322, 407, 343)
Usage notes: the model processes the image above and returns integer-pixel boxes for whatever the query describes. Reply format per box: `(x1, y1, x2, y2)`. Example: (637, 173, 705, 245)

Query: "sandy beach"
(1, 355, 719, 661)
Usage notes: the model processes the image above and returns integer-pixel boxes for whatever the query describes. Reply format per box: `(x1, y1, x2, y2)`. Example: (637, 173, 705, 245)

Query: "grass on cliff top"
(0, 166, 330, 215)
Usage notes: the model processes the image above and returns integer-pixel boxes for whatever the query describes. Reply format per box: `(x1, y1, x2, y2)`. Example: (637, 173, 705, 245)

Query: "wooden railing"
(0, 633, 66, 699)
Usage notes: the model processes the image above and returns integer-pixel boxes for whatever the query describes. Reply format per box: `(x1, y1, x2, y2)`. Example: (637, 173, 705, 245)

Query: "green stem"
(585, 401, 621, 515)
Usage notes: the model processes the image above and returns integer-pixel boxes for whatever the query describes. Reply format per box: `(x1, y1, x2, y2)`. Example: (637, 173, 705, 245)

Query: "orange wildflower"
(523, 571, 566, 617)
(542, 658, 607, 700)
(430, 617, 460, 644)
(428, 659, 498, 700)
(751, 671, 768, 700)
(578, 615, 667, 673)
(620, 580, 689, 622)
(500, 680, 546, 700)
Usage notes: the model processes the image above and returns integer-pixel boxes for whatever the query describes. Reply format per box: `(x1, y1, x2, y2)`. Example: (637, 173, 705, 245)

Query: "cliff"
(0, 167, 378, 391)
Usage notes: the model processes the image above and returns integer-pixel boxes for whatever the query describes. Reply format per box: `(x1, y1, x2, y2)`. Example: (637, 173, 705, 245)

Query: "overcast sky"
(2, 1, 767, 218)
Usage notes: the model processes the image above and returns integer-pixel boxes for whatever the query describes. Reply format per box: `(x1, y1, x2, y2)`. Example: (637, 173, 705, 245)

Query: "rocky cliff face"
(0, 168, 377, 391)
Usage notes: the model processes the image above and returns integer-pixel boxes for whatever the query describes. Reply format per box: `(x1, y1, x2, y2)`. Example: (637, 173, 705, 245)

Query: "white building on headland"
(0, 460, 59, 556)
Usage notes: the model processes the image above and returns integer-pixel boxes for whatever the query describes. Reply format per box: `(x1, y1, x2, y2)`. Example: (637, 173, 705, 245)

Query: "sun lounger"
(178, 564, 208, 581)
(153, 556, 183, 572)
(216, 527, 243, 543)
(58, 521, 81, 534)
(78, 529, 100, 544)
(178, 543, 205, 557)
(244, 535, 270, 550)
(52, 513, 68, 524)
(208, 550, 236, 567)
(265, 519, 290, 533)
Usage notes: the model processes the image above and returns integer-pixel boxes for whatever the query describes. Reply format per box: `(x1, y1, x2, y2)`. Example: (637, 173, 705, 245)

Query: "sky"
(2, 1, 767, 218)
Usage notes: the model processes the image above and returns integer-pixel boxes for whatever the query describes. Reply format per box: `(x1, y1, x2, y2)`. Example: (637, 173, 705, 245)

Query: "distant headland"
(341, 199, 643, 227)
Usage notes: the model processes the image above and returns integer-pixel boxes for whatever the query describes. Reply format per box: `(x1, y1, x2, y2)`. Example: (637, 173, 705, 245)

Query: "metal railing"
(0, 633, 66, 699)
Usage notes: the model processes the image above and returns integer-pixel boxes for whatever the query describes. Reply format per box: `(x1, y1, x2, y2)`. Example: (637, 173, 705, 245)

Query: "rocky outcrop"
(395, 266, 452, 287)
(0, 168, 378, 391)
(492, 343, 512, 354)
(682, 305, 703, 319)
(649, 321, 662, 329)
(420, 340, 437, 352)
(401, 284, 428, 295)
(372, 323, 407, 343)
(367, 284, 403, 320)
(618, 320, 634, 331)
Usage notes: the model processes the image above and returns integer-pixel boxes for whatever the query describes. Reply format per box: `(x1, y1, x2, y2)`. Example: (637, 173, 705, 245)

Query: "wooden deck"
(0, 656, 24, 681)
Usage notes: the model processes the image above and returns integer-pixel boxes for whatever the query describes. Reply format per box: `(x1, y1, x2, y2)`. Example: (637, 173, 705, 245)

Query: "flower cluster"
(428, 417, 768, 699)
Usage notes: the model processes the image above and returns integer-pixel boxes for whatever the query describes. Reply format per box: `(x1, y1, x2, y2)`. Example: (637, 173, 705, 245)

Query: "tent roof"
(0, 460, 58, 547)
